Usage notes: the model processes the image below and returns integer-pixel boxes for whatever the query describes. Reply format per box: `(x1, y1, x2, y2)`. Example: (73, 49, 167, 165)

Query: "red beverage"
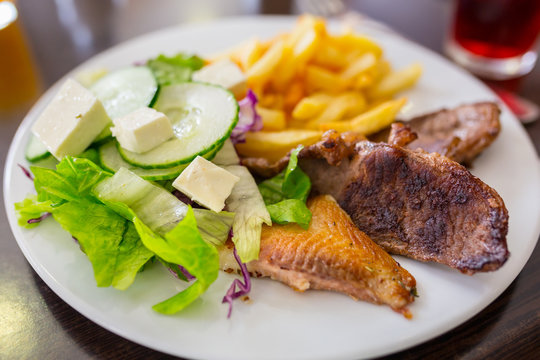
(453, 0, 540, 59)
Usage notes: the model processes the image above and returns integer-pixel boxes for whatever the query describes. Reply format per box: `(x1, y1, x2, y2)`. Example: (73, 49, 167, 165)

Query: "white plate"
(4, 16, 540, 360)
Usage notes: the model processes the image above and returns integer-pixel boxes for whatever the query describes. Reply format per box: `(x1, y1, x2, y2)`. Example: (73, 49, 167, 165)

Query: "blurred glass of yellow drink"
(0, 0, 41, 111)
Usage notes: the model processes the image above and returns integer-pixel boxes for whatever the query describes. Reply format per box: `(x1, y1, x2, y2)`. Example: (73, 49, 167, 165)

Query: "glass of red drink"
(446, 0, 540, 79)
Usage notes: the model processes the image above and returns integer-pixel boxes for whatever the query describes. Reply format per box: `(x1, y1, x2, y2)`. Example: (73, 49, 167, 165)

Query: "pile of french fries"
(212, 15, 422, 162)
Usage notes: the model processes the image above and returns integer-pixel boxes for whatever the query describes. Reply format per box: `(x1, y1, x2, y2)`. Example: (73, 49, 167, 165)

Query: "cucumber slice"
(91, 66, 158, 144)
(118, 82, 238, 169)
(99, 140, 221, 181)
(25, 134, 51, 162)
(91, 66, 158, 119)
(31, 154, 59, 169)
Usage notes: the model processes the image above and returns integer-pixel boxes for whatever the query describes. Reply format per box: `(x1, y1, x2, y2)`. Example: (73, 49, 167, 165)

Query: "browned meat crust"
(242, 130, 509, 274)
(219, 195, 417, 317)
(374, 102, 501, 165)
(302, 140, 509, 274)
(387, 122, 418, 147)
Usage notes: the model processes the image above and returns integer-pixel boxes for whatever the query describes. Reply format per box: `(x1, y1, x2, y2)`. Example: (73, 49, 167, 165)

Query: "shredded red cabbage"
(177, 264, 196, 281)
(167, 263, 196, 281)
(27, 212, 51, 224)
(222, 247, 251, 318)
(172, 190, 195, 205)
(172, 190, 204, 209)
(18, 164, 34, 181)
(230, 89, 262, 144)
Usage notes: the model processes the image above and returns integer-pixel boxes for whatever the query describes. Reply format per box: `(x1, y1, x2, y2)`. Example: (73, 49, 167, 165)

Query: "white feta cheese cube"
(31, 78, 111, 160)
(192, 59, 247, 99)
(111, 107, 174, 154)
(172, 156, 240, 212)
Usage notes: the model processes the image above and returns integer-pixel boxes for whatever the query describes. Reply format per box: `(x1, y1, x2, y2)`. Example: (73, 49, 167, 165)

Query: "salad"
(15, 52, 313, 316)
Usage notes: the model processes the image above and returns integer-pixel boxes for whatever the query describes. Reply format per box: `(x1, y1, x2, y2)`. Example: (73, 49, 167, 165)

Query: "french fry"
(292, 93, 334, 120)
(283, 79, 306, 112)
(352, 73, 374, 90)
(273, 19, 322, 91)
(211, 15, 422, 159)
(306, 92, 367, 128)
(258, 92, 284, 110)
(305, 65, 348, 94)
(368, 63, 422, 100)
(340, 53, 377, 82)
(311, 40, 348, 70)
(319, 98, 407, 134)
(235, 129, 323, 162)
(329, 33, 383, 58)
(342, 92, 368, 118)
(293, 27, 320, 66)
(246, 40, 286, 86)
(288, 15, 326, 47)
(371, 59, 392, 82)
(271, 46, 296, 91)
(238, 38, 265, 70)
(257, 106, 287, 131)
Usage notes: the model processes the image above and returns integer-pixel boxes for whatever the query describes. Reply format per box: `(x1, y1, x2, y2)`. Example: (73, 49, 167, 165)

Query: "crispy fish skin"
(220, 195, 417, 317)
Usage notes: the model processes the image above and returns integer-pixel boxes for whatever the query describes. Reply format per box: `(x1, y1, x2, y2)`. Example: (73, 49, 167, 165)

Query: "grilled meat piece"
(303, 139, 509, 274)
(243, 131, 509, 274)
(387, 122, 418, 147)
(219, 195, 417, 317)
(373, 102, 501, 165)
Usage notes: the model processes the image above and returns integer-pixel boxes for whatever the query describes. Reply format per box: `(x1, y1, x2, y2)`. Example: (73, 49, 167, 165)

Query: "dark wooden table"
(1, 1, 538, 359)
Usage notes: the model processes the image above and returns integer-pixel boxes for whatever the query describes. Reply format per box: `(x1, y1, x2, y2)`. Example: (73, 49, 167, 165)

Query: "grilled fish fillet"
(220, 195, 417, 317)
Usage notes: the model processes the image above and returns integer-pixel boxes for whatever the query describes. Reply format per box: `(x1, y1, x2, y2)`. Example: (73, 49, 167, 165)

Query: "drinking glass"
(0, 0, 41, 111)
(446, 0, 540, 80)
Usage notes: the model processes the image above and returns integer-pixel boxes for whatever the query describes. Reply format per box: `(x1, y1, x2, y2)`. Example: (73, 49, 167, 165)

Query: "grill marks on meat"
(375, 102, 501, 165)
(301, 138, 509, 274)
(219, 195, 417, 317)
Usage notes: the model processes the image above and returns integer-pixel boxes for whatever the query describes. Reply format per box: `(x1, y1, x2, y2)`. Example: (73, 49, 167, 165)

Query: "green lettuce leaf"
(14, 195, 54, 228)
(147, 53, 204, 86)
(224, 165, 271, 263)
(106, 200, 219, 314)
(32, 157, 110, 203)
(16, 158, 220, 313)
(17, 157, 152, 290)
(281, 147, 311, 202)
(258, 146, 312, 228)
(52, 199, 153, 290)
(266, 199, 311, 229)
(193, 209, 235, 247)
(257, 172, 285, 205)
(141, 208, 218, 314)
